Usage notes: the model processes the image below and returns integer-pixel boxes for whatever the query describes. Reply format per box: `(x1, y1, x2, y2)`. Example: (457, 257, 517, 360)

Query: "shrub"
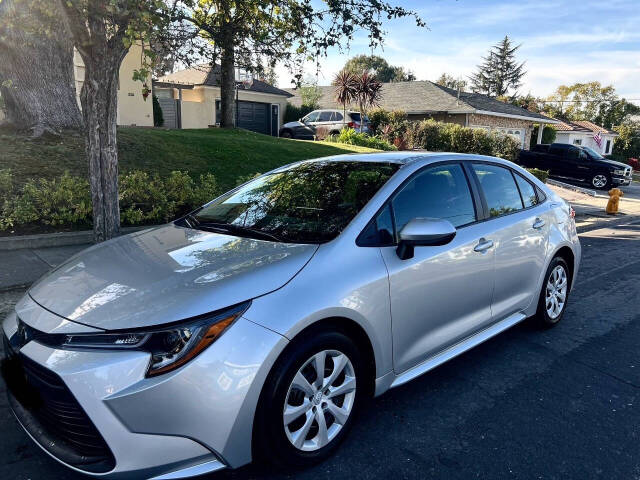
(406, 119, 521, 162)
(526, 168, 549, 183)
(0, 169, 222, 233)
(9, 173, 92, 229)
(284, 103, 316, 123)
(152, 95, 164, 127)
(627, 158, 639, 171)
(531, 125, 556, 145)
(367, 108, 391, 134)
(326, 128, 396, 151)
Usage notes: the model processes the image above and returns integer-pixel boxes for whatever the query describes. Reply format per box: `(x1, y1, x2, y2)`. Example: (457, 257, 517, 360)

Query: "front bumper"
(2, 309, 288, 479)
(612, 176, 632, 186)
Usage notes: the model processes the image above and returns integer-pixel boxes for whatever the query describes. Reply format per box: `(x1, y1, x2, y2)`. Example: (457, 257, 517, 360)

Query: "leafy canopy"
(342, 55, 415, 82)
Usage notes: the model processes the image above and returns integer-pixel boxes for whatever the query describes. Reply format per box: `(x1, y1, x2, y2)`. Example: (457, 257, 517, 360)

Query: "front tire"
(535, 257, 570, 327)
(591, 173, 610, 190)
(280, 130, 293, 139)
(254, 330, 363, 468)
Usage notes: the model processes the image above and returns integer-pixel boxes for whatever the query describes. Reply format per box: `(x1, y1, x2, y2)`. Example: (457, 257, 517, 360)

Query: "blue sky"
(276, 0, 640, 100)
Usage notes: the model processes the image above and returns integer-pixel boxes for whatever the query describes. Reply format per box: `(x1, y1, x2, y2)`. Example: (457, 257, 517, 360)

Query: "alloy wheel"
(283, 350, 356, 452)
(592, 174, 607, 188)
(545, 265, 568, 319)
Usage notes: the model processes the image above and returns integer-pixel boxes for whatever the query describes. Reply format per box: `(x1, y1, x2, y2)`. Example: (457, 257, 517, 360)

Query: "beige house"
(73, 43, 154, 127)
(154, 65, 293, 135)
(287, 81, 558, 150)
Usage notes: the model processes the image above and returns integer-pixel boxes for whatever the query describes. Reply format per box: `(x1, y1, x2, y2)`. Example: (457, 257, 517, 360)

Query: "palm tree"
(355, 71, 382, 132)
(332, 70, 358, 128)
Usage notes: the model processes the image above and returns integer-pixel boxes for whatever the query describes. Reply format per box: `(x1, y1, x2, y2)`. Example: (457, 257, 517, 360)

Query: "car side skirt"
(388, 311, 527, 389)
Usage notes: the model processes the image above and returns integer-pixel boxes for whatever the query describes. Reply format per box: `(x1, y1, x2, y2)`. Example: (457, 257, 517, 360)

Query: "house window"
(215, 100, 221, 124)
(573, 138, 582, 145)
(494, 127, 525, 148)
(605, 139, 611, 154)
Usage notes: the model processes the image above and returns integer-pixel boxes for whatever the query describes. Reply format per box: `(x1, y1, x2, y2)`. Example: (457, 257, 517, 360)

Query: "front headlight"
(62, 302, 250, 377)
(612, 169, 625, 176)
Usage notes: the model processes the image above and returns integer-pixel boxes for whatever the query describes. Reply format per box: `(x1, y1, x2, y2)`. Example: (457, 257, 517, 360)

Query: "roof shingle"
(286, 80, 556, 123)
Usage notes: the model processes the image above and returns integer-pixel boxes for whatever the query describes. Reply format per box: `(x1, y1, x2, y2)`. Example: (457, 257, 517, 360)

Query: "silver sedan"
(2, 152, 580, 478)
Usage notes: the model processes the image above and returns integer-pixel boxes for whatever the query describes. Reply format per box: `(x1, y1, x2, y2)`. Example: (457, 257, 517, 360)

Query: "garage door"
(237, 101, 269, 135)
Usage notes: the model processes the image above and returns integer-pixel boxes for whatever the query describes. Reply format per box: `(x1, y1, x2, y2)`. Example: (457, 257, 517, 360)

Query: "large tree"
(435, 73, 467, 90)
(470, 36, 526, 97)
(0, 0, 82, 136)
(342, 55, 415, 82)
(59, 0, 162, 242)
(542, 82, 640, 128)
(162, 1, 424, 128)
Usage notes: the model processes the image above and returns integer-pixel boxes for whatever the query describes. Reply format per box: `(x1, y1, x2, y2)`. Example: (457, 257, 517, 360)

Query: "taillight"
(347, 121, 355, 128)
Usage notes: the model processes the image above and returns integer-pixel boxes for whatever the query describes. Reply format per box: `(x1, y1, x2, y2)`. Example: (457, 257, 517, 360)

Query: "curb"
(547, 179, 597, 197)
(0, 225, 158, 251)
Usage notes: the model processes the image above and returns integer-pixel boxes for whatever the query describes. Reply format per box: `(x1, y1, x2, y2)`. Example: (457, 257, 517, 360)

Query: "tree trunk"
(0, 0, 82, 135)
(81, 57, 122, 242)
(219, 46, 236, 128)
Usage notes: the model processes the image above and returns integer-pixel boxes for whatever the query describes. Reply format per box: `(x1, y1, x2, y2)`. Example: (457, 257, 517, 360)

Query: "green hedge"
(0, 169, 220, 233)
(526, 168, 549, 183)
(283, 103, 316, 123)
(325, 128, 396, 151)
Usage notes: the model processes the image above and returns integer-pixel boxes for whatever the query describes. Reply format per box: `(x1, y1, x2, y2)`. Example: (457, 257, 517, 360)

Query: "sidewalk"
(0, 244, 89, 291)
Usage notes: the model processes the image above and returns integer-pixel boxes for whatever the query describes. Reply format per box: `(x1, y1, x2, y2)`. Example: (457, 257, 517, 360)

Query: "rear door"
(470, 163, 549, 320)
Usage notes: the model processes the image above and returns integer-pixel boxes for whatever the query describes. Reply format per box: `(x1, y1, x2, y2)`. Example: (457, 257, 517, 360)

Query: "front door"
(271, 104, 279, 137)
(379, 163, 496, 374)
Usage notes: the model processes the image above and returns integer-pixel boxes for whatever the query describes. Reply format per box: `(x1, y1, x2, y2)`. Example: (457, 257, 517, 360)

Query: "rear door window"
(333, 112, 343, 122)
(318, 111, 333, 122)
(472, 164, 524, 217)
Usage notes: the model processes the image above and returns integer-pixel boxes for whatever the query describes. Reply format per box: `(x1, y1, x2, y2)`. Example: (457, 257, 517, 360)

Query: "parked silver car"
(279, 109, 370, 139)
(2, 153, 580, 479)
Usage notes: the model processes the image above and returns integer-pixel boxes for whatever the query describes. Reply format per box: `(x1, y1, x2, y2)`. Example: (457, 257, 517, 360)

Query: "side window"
(318, 111, 333, 122)
(333, 112, 343, 122)
(391, 164, 476, 233)
(514, 173, 539, 208)
(549, 144, 565, 156)
(472, 164, 523, 217)
(566, 147, 580, 159)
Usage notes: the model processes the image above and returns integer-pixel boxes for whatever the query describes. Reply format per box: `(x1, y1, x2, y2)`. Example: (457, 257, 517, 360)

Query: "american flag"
(593, 131, 602, 147)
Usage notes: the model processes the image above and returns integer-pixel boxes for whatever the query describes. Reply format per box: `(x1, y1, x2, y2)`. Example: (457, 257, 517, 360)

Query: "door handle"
(474, 238, 494, 253)
(532, 218, 546, 229)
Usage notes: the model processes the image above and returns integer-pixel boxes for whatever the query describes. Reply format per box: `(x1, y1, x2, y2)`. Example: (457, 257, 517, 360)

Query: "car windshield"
(580, 146, 604, 159)
(185, 161, 399, 244)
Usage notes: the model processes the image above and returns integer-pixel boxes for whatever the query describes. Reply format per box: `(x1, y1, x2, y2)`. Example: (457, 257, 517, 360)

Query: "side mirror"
(396, 218, 456, 260)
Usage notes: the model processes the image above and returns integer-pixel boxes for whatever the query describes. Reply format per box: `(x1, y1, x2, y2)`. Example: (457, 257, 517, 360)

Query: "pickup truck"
(518, 143, 632, 190)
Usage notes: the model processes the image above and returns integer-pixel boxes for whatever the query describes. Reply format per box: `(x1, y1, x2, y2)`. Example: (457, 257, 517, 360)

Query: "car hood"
(595, 158, 628, 169)
(27, 224, 318, 331)
(283, 120, 305, 128)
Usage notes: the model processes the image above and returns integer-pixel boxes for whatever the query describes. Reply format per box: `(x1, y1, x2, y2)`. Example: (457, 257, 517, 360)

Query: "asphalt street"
(1, 220, 640, 479)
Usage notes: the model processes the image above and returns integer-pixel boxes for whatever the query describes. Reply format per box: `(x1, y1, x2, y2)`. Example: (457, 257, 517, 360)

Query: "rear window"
(349, 113, 369, 122)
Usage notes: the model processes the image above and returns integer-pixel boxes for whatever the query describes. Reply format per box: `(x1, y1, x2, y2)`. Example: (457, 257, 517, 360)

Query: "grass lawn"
(0, 127, 379, 192)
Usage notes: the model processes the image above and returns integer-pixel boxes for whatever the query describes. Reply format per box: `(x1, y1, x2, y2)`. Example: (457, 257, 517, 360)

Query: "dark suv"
(518, 143, 632, 190)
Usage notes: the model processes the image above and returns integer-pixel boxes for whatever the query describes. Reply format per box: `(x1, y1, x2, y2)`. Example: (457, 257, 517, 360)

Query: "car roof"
(297, 151, 509, 166)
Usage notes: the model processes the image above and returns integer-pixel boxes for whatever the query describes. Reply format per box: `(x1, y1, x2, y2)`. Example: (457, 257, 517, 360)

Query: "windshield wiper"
(193, 221, 284, 243)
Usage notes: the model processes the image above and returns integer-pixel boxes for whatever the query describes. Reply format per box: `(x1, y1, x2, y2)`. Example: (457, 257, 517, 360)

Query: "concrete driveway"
(2, 216, 640, 478)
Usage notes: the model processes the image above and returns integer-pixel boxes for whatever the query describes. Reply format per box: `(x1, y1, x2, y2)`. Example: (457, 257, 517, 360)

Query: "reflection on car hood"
(28, 224, 318, 331)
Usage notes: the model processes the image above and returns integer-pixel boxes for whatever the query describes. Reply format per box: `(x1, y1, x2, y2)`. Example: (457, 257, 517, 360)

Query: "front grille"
(2, 333, 115, 473)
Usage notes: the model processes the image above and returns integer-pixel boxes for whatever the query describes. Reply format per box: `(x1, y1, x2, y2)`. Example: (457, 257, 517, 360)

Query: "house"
(154, 65, 293, 135)
(286, 81, 558, 149)
(73, 43, 154, 127)
(553, 120, 618, 156)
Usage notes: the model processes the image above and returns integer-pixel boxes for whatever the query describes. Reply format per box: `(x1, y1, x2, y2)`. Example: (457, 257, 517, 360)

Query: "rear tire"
(534, 256, 571, 327)
(253, 330, 363, 468)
